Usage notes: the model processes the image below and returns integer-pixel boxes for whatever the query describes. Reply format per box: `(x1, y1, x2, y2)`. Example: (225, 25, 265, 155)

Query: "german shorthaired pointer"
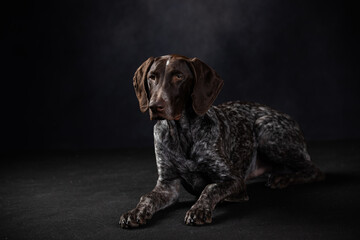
(120, 54, 324, 228)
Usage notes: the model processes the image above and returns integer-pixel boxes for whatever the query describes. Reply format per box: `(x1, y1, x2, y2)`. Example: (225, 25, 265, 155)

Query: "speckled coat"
(120, 55, 324, 228)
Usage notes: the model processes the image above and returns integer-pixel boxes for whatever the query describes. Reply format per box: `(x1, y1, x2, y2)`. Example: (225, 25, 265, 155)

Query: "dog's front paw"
(184, 206, 212, 226)
(119, 207, 152, 229)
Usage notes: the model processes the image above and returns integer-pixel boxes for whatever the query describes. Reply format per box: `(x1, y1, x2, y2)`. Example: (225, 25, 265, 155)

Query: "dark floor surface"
(1, 140, 360, 240)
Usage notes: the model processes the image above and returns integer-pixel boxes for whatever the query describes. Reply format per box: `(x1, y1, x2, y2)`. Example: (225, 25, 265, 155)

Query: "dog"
(119, 54, 324, 228)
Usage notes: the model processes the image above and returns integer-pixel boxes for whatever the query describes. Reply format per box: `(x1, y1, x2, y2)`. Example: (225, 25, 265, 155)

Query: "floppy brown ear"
(133, 57, 154, 112)
(189, 58, 224, 115)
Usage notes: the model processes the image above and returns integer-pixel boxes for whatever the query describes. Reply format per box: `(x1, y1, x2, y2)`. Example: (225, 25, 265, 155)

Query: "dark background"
(2, 0, 359, 151)
(1, 2, 360, 239)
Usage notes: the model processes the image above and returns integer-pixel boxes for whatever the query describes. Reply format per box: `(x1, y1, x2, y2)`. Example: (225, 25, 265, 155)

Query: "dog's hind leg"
(266, 159, 325, 189)
(255, 114, 325, 189)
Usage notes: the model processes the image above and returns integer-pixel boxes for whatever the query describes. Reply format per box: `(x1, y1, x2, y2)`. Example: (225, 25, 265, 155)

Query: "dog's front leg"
(120, 179, 180, 228)
(184, 179, 245, 226)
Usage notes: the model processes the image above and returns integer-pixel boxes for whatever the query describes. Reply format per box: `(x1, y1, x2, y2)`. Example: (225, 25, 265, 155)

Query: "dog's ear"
(189, 58, 224, 116)
(133, 57, 154, 112)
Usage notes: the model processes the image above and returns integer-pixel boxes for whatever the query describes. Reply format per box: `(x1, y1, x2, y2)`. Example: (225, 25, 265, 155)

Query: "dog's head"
(133, 55, 223, 120)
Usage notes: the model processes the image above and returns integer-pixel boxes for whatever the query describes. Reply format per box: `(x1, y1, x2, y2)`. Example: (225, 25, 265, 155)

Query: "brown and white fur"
(119, 55, 324, 228)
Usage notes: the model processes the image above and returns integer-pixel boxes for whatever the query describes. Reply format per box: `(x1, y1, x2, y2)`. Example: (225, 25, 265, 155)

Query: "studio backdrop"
(1, 0, 359, 150)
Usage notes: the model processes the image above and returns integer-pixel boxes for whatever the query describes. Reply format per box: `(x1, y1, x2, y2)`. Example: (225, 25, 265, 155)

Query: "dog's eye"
(176, 74, 183, 79)
(173, 73, 184, 82)
(148, 75, 156, 82)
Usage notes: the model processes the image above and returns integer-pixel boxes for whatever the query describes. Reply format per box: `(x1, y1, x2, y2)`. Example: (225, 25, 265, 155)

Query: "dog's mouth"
(150, 112, 182, 121)
(151, 115, 165, 120)
(173, 114, 182, 120)
(150, 111, 167, 120)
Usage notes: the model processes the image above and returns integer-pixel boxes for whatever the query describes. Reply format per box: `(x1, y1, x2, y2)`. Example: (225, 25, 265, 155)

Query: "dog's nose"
(149, 101, 165, 113)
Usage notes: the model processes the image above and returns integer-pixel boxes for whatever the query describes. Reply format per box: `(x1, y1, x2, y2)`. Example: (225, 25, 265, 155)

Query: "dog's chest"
(180, 171, 209, 196)
(172, 132, 224, 194)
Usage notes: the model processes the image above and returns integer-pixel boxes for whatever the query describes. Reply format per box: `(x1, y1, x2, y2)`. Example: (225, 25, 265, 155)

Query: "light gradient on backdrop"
(2, 0, 359, 149)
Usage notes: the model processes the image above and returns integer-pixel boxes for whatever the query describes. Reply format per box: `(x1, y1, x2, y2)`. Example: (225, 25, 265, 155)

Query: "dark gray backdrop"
(2, 0, 359, 150)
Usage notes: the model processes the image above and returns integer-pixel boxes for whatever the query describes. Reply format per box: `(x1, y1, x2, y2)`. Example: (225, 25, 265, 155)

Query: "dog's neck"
(174, 106, 199, 130)
(165, 108, 198, 156)
(164, 106, 199, 141)
(163, 106, 211, 157)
